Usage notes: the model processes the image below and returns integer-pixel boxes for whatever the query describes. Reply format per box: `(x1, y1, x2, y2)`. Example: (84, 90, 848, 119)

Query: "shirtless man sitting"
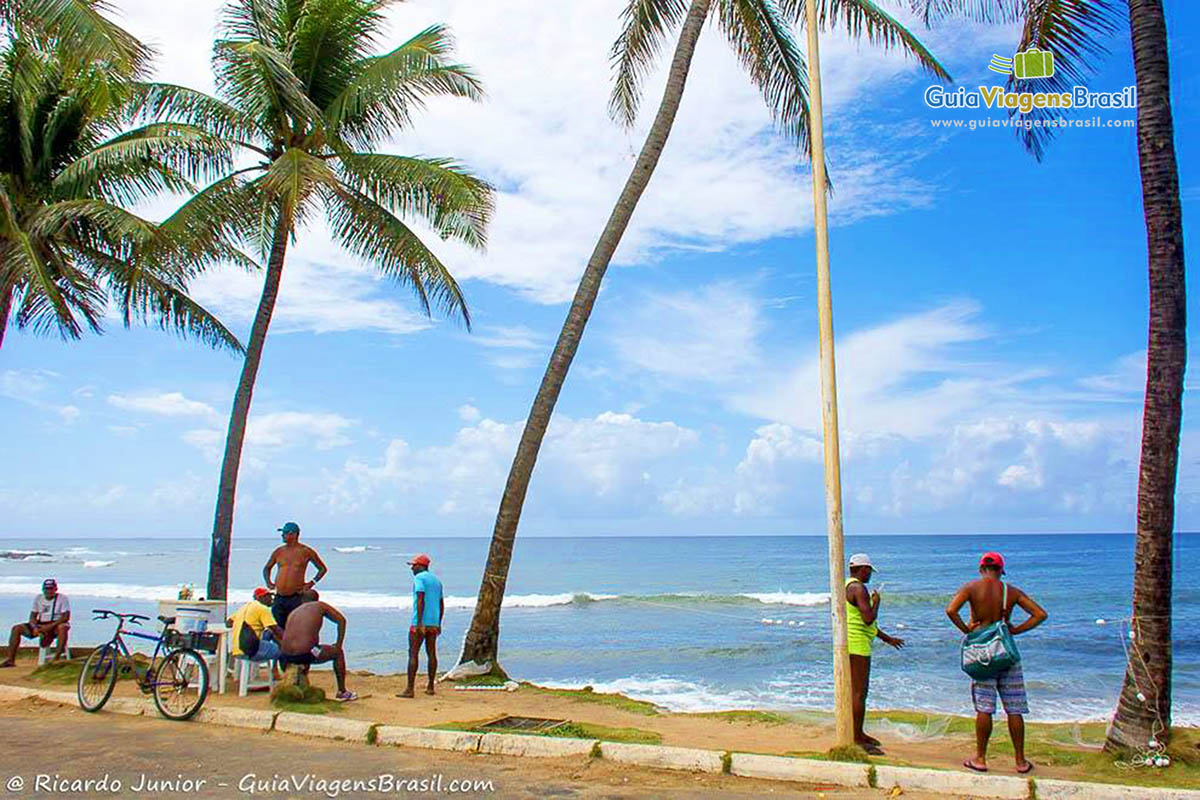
(263, 522, 327, 628)
(278, 591, 356, 702)
(946, 552, 1047, 775)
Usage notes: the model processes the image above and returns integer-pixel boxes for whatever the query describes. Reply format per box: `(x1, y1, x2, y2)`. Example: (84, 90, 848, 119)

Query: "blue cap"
(278, 522, 300, 535)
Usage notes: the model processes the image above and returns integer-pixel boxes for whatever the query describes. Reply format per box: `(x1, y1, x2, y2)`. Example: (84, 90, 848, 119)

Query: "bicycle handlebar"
(91, 609, 150, 624)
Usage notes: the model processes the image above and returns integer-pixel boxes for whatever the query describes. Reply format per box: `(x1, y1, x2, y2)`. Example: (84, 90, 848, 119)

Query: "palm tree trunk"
(1106, 0, 1185, 753)
(206, 212, 291, 600)
(456, 0, 715, 669)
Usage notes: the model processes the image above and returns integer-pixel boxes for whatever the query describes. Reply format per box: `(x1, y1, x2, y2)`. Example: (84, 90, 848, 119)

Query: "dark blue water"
(1, 534, 1195, 723)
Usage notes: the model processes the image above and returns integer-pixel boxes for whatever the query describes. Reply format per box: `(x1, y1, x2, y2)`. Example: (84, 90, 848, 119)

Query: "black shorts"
(272, 593, 306, 629)
(280, 645, 334, 667)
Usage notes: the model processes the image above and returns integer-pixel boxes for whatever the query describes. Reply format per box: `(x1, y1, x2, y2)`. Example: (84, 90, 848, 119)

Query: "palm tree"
(916, 0, 1185, 753)
(0, 36, 242, 350)
(457, 0, 949, 673)
(135, 0, 494, 599)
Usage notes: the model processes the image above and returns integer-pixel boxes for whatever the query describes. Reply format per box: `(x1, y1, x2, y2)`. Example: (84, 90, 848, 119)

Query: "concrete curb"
(598, 742, 724, 774)
(375, 726, 481, 753)
(729, 753, 870, 787)
(875, 764, 1028, 799)
(274, 712, 374, 744)
(1035, 779, 1200, 800)
(103, 697, 150, 717)
(30, 689, 76, 705)
(479, 733, 598, 758)
(193, 706, 277, 731)
(2, 681, 1195, 800)
(0, 684, 37, 701)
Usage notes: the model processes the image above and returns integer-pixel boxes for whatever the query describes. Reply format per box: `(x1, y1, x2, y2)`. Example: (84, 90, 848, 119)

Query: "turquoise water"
(1, 534, 1195, 723)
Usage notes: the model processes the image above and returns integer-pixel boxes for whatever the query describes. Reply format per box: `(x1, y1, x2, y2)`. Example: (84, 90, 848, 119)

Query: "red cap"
(253, 587, 271, 600)
(979, 552, 1006, 573)
(407, 553, 431, 567)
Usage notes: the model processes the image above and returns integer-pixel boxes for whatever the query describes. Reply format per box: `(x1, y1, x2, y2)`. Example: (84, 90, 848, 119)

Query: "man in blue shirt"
(399, 553, 443, 698)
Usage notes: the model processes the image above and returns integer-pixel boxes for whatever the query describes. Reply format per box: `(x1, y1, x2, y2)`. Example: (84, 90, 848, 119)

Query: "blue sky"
(1, 0, 1196, 538)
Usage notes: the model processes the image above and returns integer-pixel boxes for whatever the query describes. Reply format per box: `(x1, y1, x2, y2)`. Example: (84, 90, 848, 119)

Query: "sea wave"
(83, 560, 115, 568)
(333, 546, 380, 554)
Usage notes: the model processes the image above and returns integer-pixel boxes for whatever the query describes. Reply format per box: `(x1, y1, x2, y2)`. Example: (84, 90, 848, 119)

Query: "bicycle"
(76, 609, 211, 721)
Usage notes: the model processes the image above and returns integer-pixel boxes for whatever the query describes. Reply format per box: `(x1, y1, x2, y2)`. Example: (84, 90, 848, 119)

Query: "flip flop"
(861, 742, 885, 756)
(1016, 762, 1035, 774)
(963, 760, 988, 773)
(333, 691, 359, 703)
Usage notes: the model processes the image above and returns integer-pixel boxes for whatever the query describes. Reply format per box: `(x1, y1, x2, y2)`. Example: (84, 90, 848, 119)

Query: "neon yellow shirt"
(845, 578, 878, 657)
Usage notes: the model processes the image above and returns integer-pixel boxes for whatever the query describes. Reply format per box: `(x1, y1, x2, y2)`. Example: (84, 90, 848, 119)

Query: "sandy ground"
(0, 652, 1055, 779)
(0, 696, 951, 800)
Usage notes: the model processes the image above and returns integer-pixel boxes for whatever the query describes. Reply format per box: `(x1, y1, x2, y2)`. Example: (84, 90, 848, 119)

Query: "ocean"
(1, 534, 1196, 724)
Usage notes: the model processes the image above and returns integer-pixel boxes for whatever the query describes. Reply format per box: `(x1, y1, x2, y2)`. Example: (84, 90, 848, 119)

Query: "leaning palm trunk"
(207, 213, 291, 599)
(1106, 0, 1185, 753)
(0, 287, 10, 350)
(457, 0, 714, 669)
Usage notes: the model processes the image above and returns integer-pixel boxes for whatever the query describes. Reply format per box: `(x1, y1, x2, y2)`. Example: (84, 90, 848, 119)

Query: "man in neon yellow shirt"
(845, 553, 905, 755)
(228, 587, 283, 663)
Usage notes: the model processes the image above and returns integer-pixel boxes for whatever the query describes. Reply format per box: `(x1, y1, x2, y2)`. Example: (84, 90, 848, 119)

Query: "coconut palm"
(135, 0, 493, 599)
(0, 37, 243, 350)
(456, 0, 949, 673)
(0, 0, 151, 76)
(916, 0, 1184, 753)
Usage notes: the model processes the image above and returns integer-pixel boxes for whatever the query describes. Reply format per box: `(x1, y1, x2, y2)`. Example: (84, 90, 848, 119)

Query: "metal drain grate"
(479, 715, 569, 733)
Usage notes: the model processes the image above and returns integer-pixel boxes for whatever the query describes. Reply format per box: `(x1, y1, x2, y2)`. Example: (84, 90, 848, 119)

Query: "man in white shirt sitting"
(2, 579, 71, 667)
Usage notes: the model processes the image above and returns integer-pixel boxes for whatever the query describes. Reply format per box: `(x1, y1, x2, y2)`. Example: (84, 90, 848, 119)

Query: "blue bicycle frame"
(89, 610, 178, 691)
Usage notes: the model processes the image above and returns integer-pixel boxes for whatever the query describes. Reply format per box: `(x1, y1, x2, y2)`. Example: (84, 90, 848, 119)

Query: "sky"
(1, 0, 1197, 539)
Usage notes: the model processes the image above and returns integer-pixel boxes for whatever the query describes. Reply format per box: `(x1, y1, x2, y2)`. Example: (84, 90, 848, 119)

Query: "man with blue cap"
(263, 522, 328, 628)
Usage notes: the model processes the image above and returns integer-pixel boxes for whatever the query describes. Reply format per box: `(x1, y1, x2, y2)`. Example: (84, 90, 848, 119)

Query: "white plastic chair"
(233, 656, 275, 696)
(36, 646, 52, 666)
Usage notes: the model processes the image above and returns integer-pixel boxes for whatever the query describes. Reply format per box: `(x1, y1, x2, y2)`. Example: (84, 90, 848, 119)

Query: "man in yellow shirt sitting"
(229, 587, 284, 664)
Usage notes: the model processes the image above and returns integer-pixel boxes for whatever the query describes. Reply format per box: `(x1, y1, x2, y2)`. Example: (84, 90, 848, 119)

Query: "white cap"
(848, 553, 875, 571)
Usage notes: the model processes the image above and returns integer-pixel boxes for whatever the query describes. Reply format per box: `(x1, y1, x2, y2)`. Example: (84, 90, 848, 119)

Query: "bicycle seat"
(158, 615, 177, 625)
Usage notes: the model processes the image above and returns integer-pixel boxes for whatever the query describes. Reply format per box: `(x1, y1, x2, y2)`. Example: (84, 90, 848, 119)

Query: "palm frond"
(780, 0, 950, 81)
(609, 0, 690, 126)
(325, 182, 470, 326)
(291, 0, 386, 107)
(2, 0, 153, 77)
(258, 146, 339, 225)
(336, 152, 493, 249)
(1006, 0, 1122, 160)
(54, 123, 235, 203)
(214, 38, 325, 137)
(325, 24, 483, 148)
(908, 0, 1026, 25)
(125, 83, 266, 150)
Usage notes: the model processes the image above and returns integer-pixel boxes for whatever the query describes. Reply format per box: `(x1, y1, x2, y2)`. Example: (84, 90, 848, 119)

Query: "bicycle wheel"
(77, 644, 118, 712)
(152, 648, 209, 721)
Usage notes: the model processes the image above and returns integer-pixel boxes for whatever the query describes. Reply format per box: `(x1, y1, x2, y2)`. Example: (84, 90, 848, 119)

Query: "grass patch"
(521, 684, 660, 716)
(689, 709, 791, 726)
(271, 683, 337, 714)
(986, 727, 1199, 789)
(451, 673, 508, 687)
(433, 718, 661, 745)
(271, 697, 341, 715)
(29, 658, 86, 685)
(825, 744, 874, 763)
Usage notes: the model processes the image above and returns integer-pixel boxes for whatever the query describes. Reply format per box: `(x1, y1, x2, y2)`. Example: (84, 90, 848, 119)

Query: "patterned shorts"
(971, 663, 1029, 716)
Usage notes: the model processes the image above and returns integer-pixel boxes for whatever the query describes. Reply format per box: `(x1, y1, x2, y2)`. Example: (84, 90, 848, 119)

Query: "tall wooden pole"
(803, 0, 853, 747)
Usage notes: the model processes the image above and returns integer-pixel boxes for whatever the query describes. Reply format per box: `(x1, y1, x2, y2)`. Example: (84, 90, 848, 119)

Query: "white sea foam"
(333, 546, 379, 554)
(739, 592, 829, 606)
(83, 561, 115, 568)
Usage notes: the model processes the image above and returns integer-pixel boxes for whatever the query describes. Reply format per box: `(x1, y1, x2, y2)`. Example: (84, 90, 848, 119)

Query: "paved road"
(0, 702, 937, 800)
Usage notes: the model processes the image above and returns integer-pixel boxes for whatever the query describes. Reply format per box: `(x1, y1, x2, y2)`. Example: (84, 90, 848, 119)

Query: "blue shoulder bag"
(960, 583, 1021, 680)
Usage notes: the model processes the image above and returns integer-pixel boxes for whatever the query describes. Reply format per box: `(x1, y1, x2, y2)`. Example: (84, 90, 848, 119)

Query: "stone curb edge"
(5, 684, 1196, 800)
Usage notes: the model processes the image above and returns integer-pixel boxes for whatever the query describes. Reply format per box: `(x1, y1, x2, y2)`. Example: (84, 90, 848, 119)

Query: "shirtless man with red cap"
(946, 552, 1048, 775)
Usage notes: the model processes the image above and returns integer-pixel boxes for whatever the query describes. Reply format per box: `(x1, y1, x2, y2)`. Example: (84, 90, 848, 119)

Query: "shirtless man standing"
(946, 552, 1047, 775)
(278, 591, 356, 702)
(263, 522, 328, 628)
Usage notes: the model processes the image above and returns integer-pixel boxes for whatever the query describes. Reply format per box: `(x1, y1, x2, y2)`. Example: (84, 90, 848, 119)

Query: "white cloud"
(457, 404, 481, 422)
(108, 391, 218, 420)
(613, 283, 763, 382)
(1, 369, 82, 425)
(184, 411, 356, 461)
(321, 411, 699, 517)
